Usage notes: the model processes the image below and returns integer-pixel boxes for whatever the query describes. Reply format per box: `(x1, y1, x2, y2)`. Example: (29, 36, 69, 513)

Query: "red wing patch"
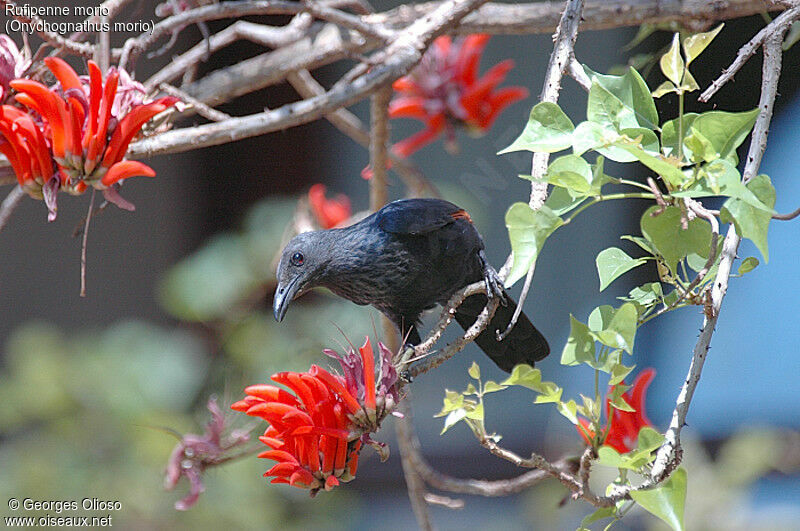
(450, 209, 473, 223)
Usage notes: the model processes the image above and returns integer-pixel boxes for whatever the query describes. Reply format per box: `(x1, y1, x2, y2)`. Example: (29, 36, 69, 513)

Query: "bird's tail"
(454, 291, 549, 373)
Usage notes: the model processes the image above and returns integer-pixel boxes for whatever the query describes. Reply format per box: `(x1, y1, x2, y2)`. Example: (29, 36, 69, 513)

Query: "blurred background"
(1, 2, 799, 529)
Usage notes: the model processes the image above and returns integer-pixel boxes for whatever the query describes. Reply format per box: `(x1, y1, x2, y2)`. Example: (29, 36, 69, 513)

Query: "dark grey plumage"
(273, 198, 549, 372)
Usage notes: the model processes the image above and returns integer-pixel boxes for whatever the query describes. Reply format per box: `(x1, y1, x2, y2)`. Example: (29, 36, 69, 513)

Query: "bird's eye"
(290, 252, 305, 266)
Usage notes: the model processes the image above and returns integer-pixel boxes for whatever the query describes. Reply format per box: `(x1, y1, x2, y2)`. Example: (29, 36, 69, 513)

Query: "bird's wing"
(376, 198, 471, 235)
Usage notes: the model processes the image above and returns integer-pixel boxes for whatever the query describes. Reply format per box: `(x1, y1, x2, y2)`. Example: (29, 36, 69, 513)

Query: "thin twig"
(119, 0, 306, 69)
(286, 70, 438, 197)
(159, 83, 232, 122)
(80, 189, 96, 297)
(773, 205, 800, 220)
(499, 0, 585, 338)
(699, 4, 800, 102)
(396, 400, 434, 530)
(0, 185, 25, 234)
(369, 86, 392, 210)
(480, 437, 613, 507)
(302, 0, 394, 41)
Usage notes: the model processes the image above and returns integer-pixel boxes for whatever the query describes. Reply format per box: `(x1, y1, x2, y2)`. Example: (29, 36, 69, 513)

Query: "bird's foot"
(480, 252, 506, 305)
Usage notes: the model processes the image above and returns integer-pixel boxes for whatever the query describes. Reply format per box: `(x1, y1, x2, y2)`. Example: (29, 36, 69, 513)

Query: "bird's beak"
(273, 276, 301, 322)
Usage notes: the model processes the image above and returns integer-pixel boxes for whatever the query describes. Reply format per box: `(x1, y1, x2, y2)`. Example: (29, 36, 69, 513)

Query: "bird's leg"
(479, 250, 507, 305)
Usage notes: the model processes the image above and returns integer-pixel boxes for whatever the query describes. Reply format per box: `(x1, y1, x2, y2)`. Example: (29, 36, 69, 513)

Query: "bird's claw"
(483, 269, 506, 306)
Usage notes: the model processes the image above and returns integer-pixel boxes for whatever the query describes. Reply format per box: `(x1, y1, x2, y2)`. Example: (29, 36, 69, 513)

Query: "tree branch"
(700, 3, 800, 102)
(499, 0, 585, 338)
(0, 185, 25, 234)
(369, 0, 786, 35)
(127, 0, 491, 160)
(369, 86, 392, 210)
(286, 70, 438, 197)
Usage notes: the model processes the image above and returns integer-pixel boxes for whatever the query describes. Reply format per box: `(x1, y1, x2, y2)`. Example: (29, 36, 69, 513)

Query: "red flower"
(1, 58, 178, 219)
(388, 34, 528, 159)
(232, 337, 399, 494)
(308, 184, 351, 229)
(578, 368, 656, 454)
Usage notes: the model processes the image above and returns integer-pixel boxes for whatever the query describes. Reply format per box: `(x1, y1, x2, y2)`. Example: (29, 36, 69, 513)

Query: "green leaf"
(505, 203, 563, 286)
(468, 361, 480, 380)
(501, 364, 543, 390)
(679, 69, 700, 93)
(682, 24, 724, 65)
(482, 381, 507, 394)
(672, 159, 774, 213)
(465, 401, 484, 421)
(606, 303, 638, 353)
(652, 80, 676, 99)
(641, 205, 713, 273)
(499, 102, 574, 154)
(622, 282, 664, 308)
(615, 143, 687, 188)
(609, 361, 635, 386)
(690, 109, 759, 162)
(588, 304, 638, 353)
(630, 468, 688, 531)
(583, 66, 659, 130)
(572, 121, 638, 163)
(545, 154, 596, 195)
(720, 174, 776, 261)
(621, 127, 660, 154)
(159, 235, 257, 321)
(683, 127, 716, 163)
(661, 113, 698, 158)
(441, 409, 467, 434)
(609, 392, 635, 412)
(660, 34, 685, 86)
(556, 399, 579, 424)
(621, 235, 656, 255)
(544, 186, 587, 215)
(580, 507, 617, 529)
(561, 315, 596, 366)
(587, 80, 630, 131)
(596, 247, 647, 291)
(436, 390, 465, 415)
(737, 256, 760, 275)
(638, 426, 665, 453)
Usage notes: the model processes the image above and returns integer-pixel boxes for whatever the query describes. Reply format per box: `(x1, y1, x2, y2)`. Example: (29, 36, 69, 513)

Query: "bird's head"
(273, 231, 328, 322)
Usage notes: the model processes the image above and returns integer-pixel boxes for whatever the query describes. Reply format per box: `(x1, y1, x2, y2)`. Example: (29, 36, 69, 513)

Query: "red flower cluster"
(0, 57, 177, 219)
(388, 34, 528, 159)
(578, 368, 656, 453)
(308, 183, 351, 229)
(232, 337, 398, 493)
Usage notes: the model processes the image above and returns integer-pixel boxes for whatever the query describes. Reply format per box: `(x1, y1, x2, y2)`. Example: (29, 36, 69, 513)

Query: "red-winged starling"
(273, 198, 549, 372)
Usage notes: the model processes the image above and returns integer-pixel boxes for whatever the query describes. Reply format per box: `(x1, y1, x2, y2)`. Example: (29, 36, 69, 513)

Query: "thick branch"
(369, 0, 786, 35)
(128, 0, 489, 159)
